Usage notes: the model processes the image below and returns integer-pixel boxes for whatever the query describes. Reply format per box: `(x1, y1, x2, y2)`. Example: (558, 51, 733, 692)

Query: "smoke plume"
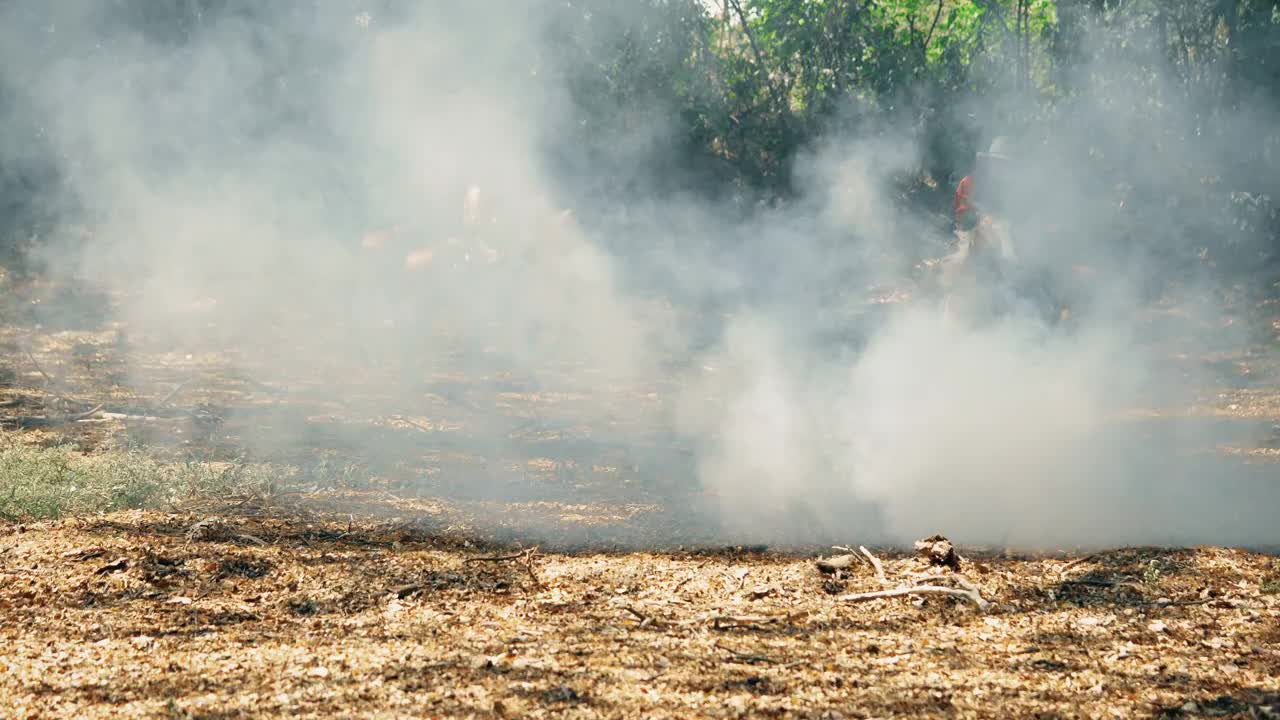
(1, 1, 1277, 550)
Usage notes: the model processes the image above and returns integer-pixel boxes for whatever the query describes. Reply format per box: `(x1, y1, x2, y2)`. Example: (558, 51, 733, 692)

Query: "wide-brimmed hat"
(977, 136, 1013, 161)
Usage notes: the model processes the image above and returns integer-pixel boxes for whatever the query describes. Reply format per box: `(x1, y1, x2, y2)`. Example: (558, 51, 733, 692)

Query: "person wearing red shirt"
(954, 136, 1012, 234)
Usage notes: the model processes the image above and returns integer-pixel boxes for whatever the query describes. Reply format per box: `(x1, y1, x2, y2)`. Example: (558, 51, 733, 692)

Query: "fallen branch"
(464, 549, 536, 563)
(837, 584, 989, 610)
(2, 402, 105, 428)
(860, 546, 888, 586)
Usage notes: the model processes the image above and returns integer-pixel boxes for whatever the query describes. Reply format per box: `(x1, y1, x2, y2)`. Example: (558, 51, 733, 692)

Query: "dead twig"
(522, 551, 542, 588)
(465, 547, 542, 588)
(66, 403, 104, 420)
(22, 347, 97, 411)
(465, 549, 536, 563)
(22, 347, 56, 387)
(1058, 553, 1102, 576)
(623, 606, 658, 629)
(715, 642, 777, 665)
(391, 583, 424, 599)
(860, 546, 888, 586)
(837, 584, 989, 610)
(1, 401, 104, 427)
(158, 377, 196, 406)
(709, 612, 803, 630)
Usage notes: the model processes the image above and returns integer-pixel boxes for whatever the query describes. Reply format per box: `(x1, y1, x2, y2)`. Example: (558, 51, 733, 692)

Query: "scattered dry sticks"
(465, 547, 543, 587)
(820, 539, 990, 610)
(820, 544, 886, 583)
(836, 584, 989, 609)
(8, 343, 195, 426)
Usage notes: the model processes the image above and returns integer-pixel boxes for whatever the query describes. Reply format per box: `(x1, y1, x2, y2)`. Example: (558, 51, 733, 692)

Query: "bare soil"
(2, 509, 1278, 719)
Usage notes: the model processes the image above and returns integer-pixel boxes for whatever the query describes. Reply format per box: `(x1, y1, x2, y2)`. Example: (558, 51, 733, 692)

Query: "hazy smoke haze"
(1, 1, 1277, 550)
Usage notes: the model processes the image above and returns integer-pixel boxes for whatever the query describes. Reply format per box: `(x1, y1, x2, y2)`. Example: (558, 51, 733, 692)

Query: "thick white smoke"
(0, 2, 1276, 550)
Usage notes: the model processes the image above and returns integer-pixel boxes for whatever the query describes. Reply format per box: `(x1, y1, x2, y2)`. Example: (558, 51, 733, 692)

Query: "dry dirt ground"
(1, 271, 1279, 718)
(2, 509, 1278, 719)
